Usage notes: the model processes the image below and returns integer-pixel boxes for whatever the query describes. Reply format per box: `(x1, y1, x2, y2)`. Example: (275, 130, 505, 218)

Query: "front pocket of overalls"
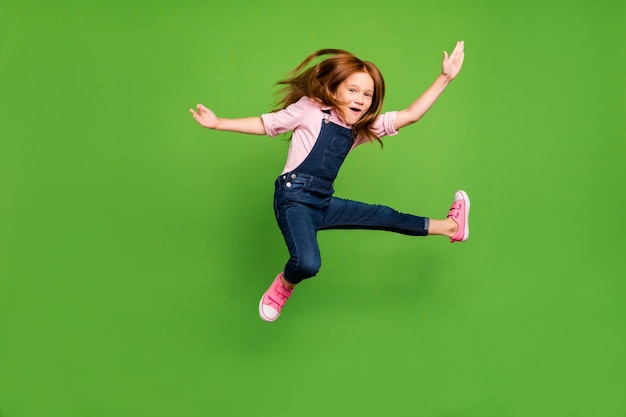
(276, 180, 304, 219)
(321, 150, 345, 177)
(280, 179, 305, 201)
(303, 182, 333, 198)
(281, 180, 332, 209)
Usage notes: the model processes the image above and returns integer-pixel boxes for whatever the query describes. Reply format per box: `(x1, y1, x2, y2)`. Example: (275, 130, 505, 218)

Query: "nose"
(355, 94, 364, 104)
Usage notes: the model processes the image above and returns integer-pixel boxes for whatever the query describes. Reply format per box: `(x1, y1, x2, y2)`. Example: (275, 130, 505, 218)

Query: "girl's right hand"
(190, 104, 218, 129)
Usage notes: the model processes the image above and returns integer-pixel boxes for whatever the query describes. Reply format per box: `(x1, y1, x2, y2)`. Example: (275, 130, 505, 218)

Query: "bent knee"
(296, 260, 320, 278)
(292, 256, 321, 279)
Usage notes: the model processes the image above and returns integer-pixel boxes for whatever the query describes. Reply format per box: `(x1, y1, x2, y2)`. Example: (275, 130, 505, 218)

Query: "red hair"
(275, 49, 386, 146)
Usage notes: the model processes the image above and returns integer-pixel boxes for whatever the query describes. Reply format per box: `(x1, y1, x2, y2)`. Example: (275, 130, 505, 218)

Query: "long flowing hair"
(274, 49, 386, 146)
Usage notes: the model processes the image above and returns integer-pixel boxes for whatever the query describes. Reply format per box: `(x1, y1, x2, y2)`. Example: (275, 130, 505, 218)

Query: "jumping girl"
(190, 41, 469, 322)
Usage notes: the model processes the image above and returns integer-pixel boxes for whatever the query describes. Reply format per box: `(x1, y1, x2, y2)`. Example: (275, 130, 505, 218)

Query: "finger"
(443, 51, 449, 61)
(453, 41, 462, 56)
(197, 103, 209, 112)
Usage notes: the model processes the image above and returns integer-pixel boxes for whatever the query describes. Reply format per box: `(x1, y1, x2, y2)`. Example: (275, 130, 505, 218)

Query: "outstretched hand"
(442, 41, 465, 80)
(190, 104, 218, 129)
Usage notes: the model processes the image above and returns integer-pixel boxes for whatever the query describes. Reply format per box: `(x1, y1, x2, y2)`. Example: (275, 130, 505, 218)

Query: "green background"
(1, 0, 624, 416)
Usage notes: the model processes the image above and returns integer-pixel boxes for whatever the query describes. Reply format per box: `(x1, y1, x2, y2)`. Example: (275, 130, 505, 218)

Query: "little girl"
(190, 41, 469, 322)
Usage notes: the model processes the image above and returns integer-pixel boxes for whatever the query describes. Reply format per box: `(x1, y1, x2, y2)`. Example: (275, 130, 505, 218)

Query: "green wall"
(1, 1, 624, 416)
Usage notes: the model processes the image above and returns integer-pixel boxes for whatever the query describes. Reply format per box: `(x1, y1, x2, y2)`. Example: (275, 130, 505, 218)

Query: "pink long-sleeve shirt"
(261, 96, 398, 174)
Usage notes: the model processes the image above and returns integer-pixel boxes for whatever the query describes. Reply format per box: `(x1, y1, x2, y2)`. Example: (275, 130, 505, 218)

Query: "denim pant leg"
(320, 197, 429, 236)
(274, 175, 334, 284)
(275, 201, 324, 284)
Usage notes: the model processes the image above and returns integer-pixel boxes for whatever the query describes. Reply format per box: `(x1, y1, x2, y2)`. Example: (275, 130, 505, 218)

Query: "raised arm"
(190, 104, 266, 135)
(393, 41, 465, 131)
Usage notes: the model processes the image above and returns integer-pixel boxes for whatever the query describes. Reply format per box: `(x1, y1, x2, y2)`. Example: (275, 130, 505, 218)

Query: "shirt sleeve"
(352, 111, 399, 148)
(261, 97, 309, 137)
(372, 111, 399, 138)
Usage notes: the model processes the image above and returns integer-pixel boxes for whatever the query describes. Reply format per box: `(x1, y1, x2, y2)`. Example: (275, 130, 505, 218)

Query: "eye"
(348, 88, 356, 93)
(365, 92, 372, 98)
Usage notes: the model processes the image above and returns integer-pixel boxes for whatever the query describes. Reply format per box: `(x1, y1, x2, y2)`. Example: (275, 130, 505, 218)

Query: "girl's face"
(332, 71, 374, 126)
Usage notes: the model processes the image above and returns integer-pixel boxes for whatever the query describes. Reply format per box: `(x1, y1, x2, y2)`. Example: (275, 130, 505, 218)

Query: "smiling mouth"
(349, 107, 362, 113)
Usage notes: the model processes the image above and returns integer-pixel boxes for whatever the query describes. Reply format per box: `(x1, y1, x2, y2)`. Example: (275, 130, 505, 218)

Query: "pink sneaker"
(259, 273, 294, 322)
(447, 190, 470, 243)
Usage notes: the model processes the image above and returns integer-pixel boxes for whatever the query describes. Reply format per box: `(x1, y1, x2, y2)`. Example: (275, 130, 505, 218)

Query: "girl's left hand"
(442, 41, 465, 80)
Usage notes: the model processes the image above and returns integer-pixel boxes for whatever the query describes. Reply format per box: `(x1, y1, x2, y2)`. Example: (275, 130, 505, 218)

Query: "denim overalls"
(274, 111, 429, 284)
